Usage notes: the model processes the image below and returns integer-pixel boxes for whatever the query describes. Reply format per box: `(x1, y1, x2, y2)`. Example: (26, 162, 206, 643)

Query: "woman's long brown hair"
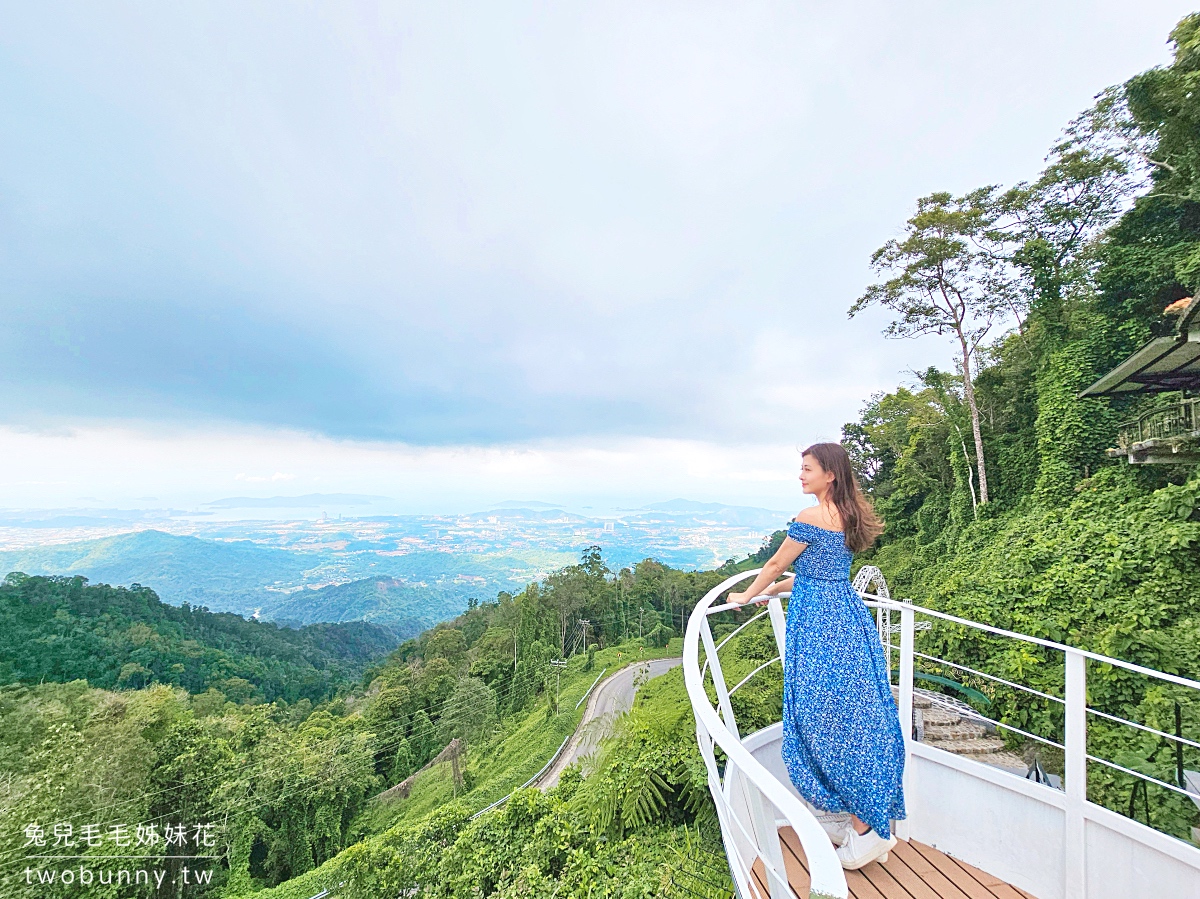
(803, 442, 883, 553)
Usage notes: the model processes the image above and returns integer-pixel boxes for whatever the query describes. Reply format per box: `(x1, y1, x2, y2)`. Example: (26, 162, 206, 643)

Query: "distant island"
(202, 492, 390, 509)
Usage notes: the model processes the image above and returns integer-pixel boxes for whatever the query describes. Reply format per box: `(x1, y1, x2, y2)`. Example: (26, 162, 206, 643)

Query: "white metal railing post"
(766, 594, 787, 664)
(896, 603, 915, 841)
(700, 615, 740, 738)
(744, 784, 793, 898)
(1065, 650, 1087, 899)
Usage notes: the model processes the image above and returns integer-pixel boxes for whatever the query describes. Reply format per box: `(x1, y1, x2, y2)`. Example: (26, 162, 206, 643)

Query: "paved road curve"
(538, 657, 682, 790)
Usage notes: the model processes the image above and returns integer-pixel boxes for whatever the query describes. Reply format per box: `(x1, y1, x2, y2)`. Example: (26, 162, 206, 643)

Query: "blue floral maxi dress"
(780, 520, 906, 838)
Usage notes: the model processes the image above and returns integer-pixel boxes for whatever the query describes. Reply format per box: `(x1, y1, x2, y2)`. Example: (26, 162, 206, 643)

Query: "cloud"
(0, 423, 810, 512)
(234, 472, 297, 483)
(0, 1, 1190, 454)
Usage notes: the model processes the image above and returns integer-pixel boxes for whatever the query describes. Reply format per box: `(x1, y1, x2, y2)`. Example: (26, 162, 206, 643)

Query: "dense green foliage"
(0, 548, 737, 898)
(842, 15, 1200, 839)
(5, 17, 1200, 898)
(222, 649, 732, 899)
(0, 573, 400, 703)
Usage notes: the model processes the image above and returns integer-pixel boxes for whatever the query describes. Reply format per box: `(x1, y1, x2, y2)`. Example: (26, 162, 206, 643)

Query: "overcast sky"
(0, 2, 1193, 513)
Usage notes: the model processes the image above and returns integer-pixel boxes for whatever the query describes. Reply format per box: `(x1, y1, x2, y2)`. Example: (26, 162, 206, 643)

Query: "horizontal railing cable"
(855, 594, 1200, 693)
(699, 606, 773, 683)
(905, 648, 1065, 704)
(1086, 706, 1200, 751)
(729, 657, 781, 697)
(919, 692, 1064, 750)
(1086, 754, 1198, 801)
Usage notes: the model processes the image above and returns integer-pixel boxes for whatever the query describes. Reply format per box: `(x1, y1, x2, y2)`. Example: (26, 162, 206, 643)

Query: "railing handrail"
(852, 593, 1200, 693)
(1117, 395, 1200, 443)
(685, 568, 849, 899)
(690, 568, 1200, 899)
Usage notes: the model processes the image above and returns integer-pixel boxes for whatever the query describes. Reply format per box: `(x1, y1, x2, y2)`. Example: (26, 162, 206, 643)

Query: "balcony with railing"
(683, 566, 1200, 899)
(1110, 395, 1200, 464)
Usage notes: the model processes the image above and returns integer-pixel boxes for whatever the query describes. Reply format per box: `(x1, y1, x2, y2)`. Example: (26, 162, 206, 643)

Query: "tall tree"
(992, 111, 1134, 339)
(1123, 13, 1200, 291)
(850, 190, 1006, 505)
(1125, 13, 1200, 205)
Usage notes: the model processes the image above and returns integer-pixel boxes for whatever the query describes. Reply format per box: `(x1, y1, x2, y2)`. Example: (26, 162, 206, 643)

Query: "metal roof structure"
(1080, 298, 1200, 397)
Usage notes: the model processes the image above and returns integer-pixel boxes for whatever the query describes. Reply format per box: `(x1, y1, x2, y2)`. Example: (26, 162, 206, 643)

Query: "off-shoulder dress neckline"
(791, 518, 844, 535)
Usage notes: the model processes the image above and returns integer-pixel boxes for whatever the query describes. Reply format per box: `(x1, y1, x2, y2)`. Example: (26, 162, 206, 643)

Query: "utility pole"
(549, 659, 569, 715)
(570, 618, 591, 656)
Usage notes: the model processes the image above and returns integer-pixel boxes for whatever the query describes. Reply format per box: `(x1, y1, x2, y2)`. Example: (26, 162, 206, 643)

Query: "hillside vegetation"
(0, 547, 735, 899)
(836, 14, 1200, 839)
(0, 573, 401, 703)
(3, 16, 1200, 899)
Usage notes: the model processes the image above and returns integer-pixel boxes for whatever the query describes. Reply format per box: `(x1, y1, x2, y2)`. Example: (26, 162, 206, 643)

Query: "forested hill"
(828, 15, 1200, 840)
(0, 572, 401, 703)
(0, 547, 736, 899)
(835, 14, 1200, 658)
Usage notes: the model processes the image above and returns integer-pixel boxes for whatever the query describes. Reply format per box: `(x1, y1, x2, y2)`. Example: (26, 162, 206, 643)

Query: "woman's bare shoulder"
(794, 505, 842, 529)
(793, 507, 822, 524)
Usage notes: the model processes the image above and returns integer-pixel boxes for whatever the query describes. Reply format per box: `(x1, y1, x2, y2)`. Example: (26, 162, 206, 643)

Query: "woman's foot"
(835, 826, 896, 869)
(814, 811, 852, 846)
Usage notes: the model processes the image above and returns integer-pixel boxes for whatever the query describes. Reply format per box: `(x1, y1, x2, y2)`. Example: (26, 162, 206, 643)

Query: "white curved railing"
(685, 566, 1200, 899)
(684, 569, 850, 899)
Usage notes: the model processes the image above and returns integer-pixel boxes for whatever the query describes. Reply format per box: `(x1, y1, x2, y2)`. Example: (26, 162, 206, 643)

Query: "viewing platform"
(1109, 395, 1200, 465)
(683, 567, 1200, 899)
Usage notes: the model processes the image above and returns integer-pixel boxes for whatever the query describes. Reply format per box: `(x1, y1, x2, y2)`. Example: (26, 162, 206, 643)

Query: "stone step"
(974, 751, 1028, 772)
(920, 706, 963, 727)
(930, 736, 1008, 756)
(892, 686, 933, 709)
(924, 724, 990, 743)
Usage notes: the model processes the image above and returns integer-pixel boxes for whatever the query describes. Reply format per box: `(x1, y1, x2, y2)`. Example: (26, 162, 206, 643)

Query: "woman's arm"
(769, 575, 795, 595)
(728, 537, 805, 605)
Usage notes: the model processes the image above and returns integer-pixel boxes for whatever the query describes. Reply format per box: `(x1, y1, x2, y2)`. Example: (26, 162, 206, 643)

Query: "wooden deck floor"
(751, 828, 1038, 899)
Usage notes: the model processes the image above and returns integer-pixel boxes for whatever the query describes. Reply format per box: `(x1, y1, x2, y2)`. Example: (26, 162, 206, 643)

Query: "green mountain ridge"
(0, 573, 401, 703)
(0, 530, 564, 630)
(261, 576, 445, 632)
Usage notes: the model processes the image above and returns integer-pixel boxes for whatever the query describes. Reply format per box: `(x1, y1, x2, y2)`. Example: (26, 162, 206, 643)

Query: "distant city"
(0, 497, 792, 634)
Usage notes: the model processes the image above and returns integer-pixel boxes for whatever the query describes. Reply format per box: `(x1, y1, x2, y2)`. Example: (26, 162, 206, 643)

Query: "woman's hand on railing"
(728, 579, 791, 605)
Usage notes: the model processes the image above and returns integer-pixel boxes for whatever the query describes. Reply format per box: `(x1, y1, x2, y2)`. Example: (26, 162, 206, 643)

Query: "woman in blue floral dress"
(729, 442, 904, 870)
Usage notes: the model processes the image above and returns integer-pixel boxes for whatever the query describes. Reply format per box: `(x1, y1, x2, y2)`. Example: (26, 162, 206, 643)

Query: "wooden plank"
(856, 853, 919, 899)
(871, 848, 945, 899)
(751, 846, 808, 899)
(776, 826, 811, 874)
(972, 884, 1026, 899)
(907, 842, 1001, 899)
(778, 825, 890, 899)
(845, 866, 899, 899)
(750, 857, 772, 898)
(761, 830, 1037, 899)
(889, 841, 975, 899)
(944, 853, 1005, 887)
(771, 827, 813, 896)
(942, 853, 1031, 899)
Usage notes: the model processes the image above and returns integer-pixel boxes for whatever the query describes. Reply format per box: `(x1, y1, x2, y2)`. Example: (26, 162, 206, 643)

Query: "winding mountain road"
(538, 657, 682, 790)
